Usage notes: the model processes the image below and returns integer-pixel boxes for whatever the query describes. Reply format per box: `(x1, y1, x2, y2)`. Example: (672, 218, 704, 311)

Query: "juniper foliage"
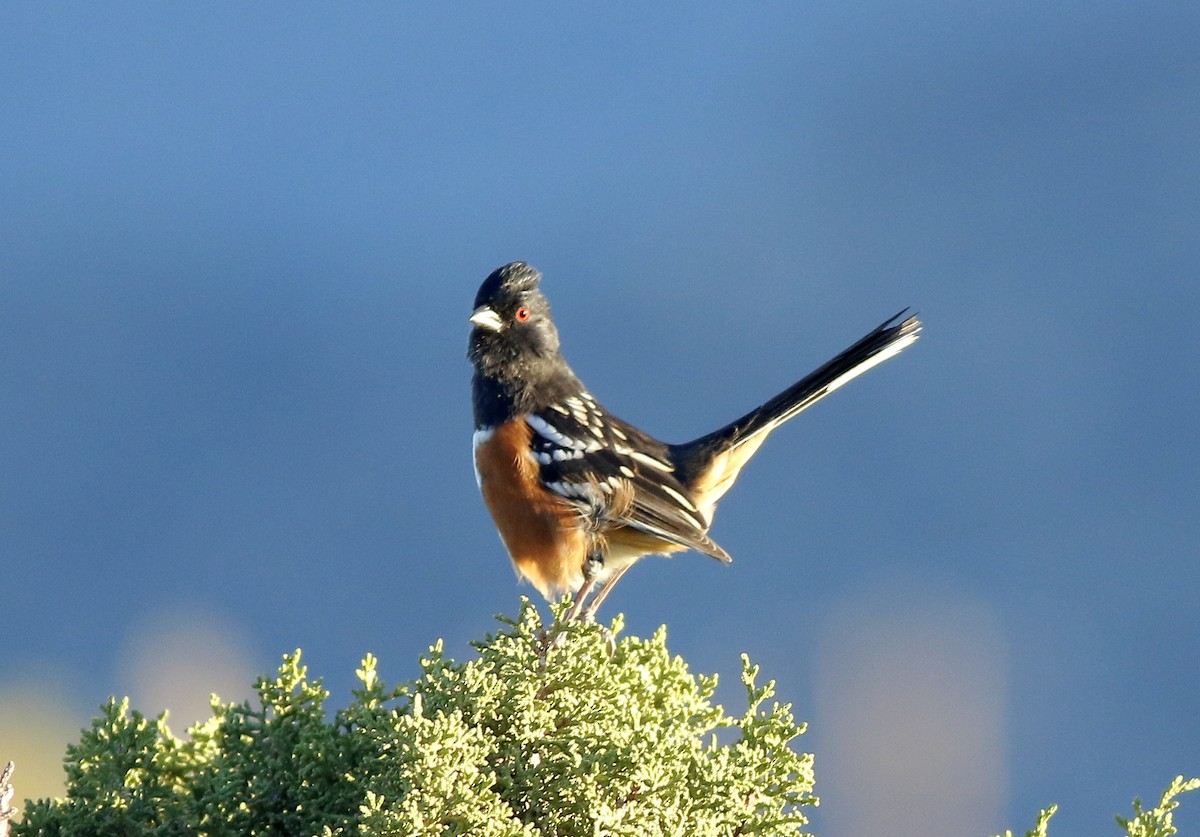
(11, 601, 1195, 836)
(16, 602, 816, 836)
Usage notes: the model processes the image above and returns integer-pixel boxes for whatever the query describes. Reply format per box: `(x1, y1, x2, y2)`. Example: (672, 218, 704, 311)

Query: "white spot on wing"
(658, 482, 698, 512)
(545, 479, 604, 504)
(628, 449, 674, 472)
(526, 414, 580, 449)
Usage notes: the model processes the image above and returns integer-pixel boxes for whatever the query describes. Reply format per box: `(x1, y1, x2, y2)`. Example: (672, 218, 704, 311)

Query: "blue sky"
(3, 3, 1197, 835)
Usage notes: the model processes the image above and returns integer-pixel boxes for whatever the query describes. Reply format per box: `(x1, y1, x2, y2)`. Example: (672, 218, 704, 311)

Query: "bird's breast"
(473, 420, 588, 600)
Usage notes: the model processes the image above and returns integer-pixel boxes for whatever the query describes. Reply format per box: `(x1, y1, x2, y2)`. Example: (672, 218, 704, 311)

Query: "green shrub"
(15, 602, 815, 836)
(992, 776, 1199, 837)
(9, 601, 1194, 836)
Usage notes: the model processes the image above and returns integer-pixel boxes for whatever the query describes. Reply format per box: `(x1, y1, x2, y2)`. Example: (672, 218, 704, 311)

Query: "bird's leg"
(541, 551, 604, 653)
(580, 563, 632, 624)
(563, 549, 605, 623)
(562, 578, 596, 623)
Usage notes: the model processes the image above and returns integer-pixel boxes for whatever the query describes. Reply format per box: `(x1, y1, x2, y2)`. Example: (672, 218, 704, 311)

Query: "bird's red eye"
(515, 306, 532, 322)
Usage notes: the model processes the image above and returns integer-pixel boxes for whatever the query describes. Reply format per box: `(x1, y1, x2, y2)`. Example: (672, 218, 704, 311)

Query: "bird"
(469, 261, 920, 622)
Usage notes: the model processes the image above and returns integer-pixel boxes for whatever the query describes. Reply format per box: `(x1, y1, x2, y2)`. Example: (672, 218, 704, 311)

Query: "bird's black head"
(469, 262, 580, 418)
(472, 261, 544, 311)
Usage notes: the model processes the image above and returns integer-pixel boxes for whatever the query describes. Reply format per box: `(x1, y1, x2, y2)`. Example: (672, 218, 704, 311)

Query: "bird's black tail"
(672, 310, 921, 507)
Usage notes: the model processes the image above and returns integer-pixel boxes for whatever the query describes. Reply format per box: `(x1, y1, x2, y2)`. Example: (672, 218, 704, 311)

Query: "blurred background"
(2, 3, 1197, 835)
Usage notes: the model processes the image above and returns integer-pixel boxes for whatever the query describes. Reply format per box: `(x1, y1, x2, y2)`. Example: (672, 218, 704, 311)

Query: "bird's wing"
(525, 395, 731, 562)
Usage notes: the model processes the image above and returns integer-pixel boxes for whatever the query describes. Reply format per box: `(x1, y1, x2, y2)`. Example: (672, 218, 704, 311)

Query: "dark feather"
(526, 401, 732, 562)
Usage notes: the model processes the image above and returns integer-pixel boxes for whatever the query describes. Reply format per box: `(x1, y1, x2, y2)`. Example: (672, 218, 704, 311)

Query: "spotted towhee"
(470, 262, 920, 621)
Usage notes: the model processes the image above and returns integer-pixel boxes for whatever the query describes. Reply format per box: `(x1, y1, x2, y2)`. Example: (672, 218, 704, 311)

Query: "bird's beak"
(469, 305, 504, 332)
